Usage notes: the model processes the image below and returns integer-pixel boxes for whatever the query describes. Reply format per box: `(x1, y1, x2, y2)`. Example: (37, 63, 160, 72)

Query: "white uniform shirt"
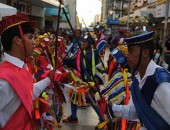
(0, 53, 51, 128)
(112, 60, 170, 130)
(66, 42, 73, 55)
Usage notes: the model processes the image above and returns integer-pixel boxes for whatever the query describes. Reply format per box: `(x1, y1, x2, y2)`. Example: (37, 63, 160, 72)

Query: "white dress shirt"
(66, 42, 73, 56)
(112, 60, 170, 130)
(0, 53, 51, 128)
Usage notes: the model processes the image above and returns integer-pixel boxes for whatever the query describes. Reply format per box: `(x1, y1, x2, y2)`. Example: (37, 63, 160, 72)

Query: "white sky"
(76, 0, 101, 27)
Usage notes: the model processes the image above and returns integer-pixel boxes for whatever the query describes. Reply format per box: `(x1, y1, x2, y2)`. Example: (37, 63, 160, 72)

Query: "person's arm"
(0, 80, 15, 112)
(164, 41, 170, 54)
(111, 96, 139, 120)
(97, 40, 106, 54)
(60, 53, 77, 69)
(0, 79, 21, 128)
(154, 82, 170, 124)
(33, 77, 51, 100)
(164, 47, 170, 54)
(33, 70, 55, 100)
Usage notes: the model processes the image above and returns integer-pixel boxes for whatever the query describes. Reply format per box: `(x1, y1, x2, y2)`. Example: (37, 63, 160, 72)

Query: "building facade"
(101, 0, 128, 21)
(101, 0, 170, 37)
(101, 0, 128, 36)
(1, 0, 51, 28)
(1, 0, 77, 32)
(132, 0, 170, 37)
(59, 0, 77, 29)
(94, 14, 101, 24)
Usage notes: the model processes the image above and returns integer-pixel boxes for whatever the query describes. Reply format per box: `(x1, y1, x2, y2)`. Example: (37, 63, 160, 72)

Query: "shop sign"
(107, 19, 119, 25)
(156, 4, 166, 17)
(45, 6, 70, 20)
(148, 0, 156, 4)
(12, 0, 32, 15)
(157, 0, 166, 5)
(119, 20, 126, 25)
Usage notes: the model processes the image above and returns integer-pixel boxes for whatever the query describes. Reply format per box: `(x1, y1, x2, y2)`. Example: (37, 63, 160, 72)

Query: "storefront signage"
(156, 4, 166, 17)
(157, 0, 166, 5)
(119, 20, 126, 25)
(107, 19, 119, 25)
(148, 0, 156, 4)
(107, 19, 127, 25)
(12, 0, 32, 15)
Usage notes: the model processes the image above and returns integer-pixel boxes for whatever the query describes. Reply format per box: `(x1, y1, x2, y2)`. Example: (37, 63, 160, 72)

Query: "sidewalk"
(59, 103, 98, 130)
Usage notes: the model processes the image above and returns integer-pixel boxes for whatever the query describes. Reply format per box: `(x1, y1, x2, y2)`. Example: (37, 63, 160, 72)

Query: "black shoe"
(62, 115, 78, 123)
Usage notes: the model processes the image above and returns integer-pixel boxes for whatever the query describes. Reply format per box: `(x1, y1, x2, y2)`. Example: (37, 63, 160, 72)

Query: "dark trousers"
(71, 98, 104, 121)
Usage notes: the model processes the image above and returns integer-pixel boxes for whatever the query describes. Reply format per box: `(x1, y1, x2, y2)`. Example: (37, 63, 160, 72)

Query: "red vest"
(0, 61, 34, 130)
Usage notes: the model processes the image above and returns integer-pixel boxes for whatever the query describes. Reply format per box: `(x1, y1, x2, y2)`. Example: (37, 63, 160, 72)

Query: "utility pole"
(162, 0, 170, 61)
(127, 0, 130, 28)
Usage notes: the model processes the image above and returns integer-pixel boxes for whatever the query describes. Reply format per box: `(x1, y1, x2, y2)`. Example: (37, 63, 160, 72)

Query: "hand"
(108, 100, 113, 107)
(60, 53, 66, 59)
(48, 69, 56, 82)
(107, 101, 115, 118)
(104, 67, 108, 73)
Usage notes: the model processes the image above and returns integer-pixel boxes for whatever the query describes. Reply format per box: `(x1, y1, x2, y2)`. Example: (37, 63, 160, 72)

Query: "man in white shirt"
(0, 14, 55, 129)
(110, 31, 170, 130)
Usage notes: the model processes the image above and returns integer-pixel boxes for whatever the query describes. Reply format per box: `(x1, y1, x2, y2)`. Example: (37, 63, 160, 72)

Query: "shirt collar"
(136, 60, 159, 82)
(3, 53, 25, 69)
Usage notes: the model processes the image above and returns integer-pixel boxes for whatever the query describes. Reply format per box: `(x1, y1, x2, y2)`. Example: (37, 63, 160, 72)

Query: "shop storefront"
(1, 0, 62, 29)
(1, 0, 45, 28)
(156, 3, 170, 38)
(45, 6, 70, 31)
(107, 19, 127, 36)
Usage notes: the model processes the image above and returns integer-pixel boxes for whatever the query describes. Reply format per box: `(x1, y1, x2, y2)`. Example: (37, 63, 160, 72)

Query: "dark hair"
(63, 33, 72, 42)
(124, 28, 131, 33)
(1, 23, 34, 52)
(142, 40, 155, 59)
(74, 29, 81, 34)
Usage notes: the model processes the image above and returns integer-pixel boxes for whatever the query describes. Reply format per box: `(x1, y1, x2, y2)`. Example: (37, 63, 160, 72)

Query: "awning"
(0, 3, 17, 20)
(119, 14, 135, 21)
(107, 19, 126, 25)
(119, 16, 128, 21)
(107, 19, 119, 25)
(45, 6, 70, 21)
(161, 19, 170, 23)
(13, 0, 63, 8)
(41, 0, 63, 7)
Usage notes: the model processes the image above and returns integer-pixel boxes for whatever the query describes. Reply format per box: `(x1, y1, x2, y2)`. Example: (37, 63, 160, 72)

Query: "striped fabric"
(101, 69, 132, 104)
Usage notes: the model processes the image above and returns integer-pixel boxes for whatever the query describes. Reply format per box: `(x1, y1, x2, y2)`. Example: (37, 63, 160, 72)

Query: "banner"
(157, 0, 166, 5)
(12, 0, 32, 15)
(119, 20, 127, 25)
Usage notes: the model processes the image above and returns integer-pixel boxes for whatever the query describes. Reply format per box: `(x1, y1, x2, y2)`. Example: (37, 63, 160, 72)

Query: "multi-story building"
(132, 0, 169, 36)
(101, 0, 170, 37)
(0, 0, 62, 30)
(101, 0, 107, 22)
(94, 14, 101, 24)
(132, 0, 156, 18)
(0, 0, 78, 32)
(61, 0, 77, 29)
(101, 0, 128, 21)
(101, 0, 128, 36)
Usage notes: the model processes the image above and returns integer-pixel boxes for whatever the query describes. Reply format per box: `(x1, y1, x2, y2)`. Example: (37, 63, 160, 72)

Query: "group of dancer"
(0, 13, 170, 130)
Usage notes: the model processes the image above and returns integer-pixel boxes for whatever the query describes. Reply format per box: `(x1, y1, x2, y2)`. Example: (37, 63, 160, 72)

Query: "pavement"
(59, 103, 98, 130)
(58, 48, 110, 130)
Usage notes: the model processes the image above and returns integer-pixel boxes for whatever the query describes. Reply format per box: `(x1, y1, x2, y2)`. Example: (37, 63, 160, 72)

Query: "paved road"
(59, 103, 98, 130)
